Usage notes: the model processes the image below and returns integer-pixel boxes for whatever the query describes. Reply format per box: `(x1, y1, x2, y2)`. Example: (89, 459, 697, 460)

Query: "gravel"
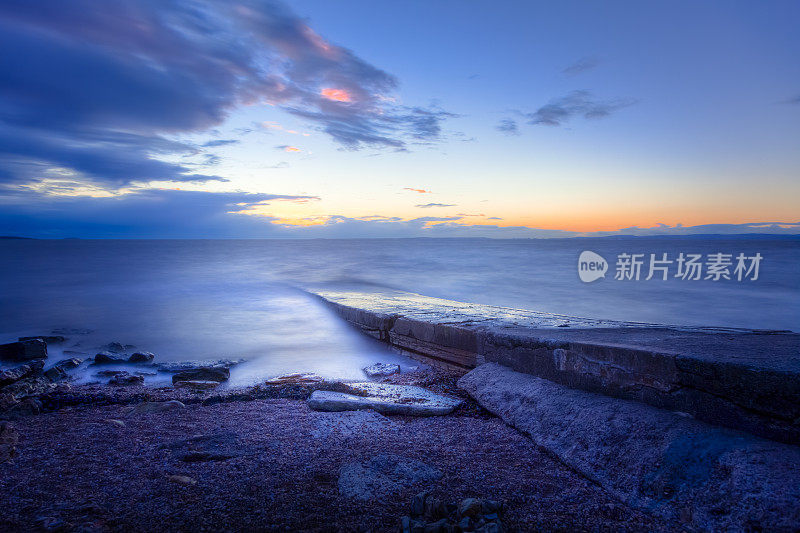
(0, 376, 671, 531)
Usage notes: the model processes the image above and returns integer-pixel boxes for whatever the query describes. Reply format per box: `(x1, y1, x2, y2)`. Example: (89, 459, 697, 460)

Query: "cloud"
(456, 213, 485, 217)
(496, 119, 520, 136)
(403, 187, 432, 194)
(202, 139, 239, 148)
(487, 217, 503, 220)
(416, 203, 455, 208)
(275, 145, 301, 153)
(783, 95, 800, 105)
(0, 0, 452, 189)
(526, 91, 636, 126)
(0, 188, 319, 238)
(583, 221, 800, 237)
(1, 187, 798, 239)
(562, 56, 600, 76)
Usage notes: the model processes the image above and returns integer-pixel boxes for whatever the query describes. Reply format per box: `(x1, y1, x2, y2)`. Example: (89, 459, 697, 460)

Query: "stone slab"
(458, 363, 800, 531)
(310, 287, 800, 444)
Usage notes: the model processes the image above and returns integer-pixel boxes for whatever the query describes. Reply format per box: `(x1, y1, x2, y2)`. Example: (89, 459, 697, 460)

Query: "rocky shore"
(0, 336, 668, 531)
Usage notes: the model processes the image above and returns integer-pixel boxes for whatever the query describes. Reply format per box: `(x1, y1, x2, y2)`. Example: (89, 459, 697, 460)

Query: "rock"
(0, 360, 44, 386)
(264, 372, 324, 386)
(43, 366, 66, 382)
(19, 335, 65, 344)
(459, 498, 483, 519)
(109, 373, 144, 386)
(7, 397, 42, 417)
(400, 516, 423, 533)
(363, 362, 401, 378)
(173, 380, 220, 391)
(338, 454, 441, 501)
(172, 366, 230, 385)
(167, 474, 197, 486)
(92, 351, 126, 365)
(2, 376, 54, 399)
(411, 492, 428, 517)
(423, 519, 450, 533)
(458, 362, 800, 531)
(0, 339, 47, 361)
(101, 342, 127, 353)
(128, 352, 154, 363)
(53, 358, 83, 371)
(94, 369, 128, 377)
(0, 421, 19, 462)
(154, 359, 244, 373)
(125, 400, 185, 416)
(425, 496, 448, 521)
(308, 382, 461, 416)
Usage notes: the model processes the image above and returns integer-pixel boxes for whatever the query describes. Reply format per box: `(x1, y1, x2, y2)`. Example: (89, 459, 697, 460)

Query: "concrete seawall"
(310, 287, 800, 445)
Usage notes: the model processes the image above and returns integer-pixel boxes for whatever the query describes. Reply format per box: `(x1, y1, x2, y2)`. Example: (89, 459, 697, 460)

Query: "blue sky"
(0, 0, 798, 238)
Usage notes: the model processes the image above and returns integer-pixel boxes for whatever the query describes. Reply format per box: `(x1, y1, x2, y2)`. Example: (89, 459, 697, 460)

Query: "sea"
(1, 236, 797, 385)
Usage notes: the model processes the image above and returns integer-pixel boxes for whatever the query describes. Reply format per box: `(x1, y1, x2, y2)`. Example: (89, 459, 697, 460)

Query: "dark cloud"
(0, 188, 318, 238)
(526, 91, 636, 126)
(202, 139, 239, 148)
(0, 0, 452, 189)
(562, 56, 600, 76)
(416, 203, 455, 208)
(487, 217, 503, 220)
(496, 119, 520, 135)
(783, 95, 800, 105)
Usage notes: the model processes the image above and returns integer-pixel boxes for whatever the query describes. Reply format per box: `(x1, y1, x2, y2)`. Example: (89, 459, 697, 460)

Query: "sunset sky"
(0, 0, 799, 238)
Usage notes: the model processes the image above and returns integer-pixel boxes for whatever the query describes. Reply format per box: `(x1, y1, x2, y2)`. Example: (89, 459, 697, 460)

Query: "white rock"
(362, 362, 401, 378)
(308, 382, 461, 416)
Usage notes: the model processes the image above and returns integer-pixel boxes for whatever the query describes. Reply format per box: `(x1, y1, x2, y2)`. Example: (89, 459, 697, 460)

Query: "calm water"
(0, 237, 797, 383)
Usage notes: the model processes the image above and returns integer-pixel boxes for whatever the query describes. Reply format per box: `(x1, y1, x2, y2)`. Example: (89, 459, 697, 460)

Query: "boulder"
(53, 358, 83, 371)
(338, 454, 441, 501)
(127, 351, 154, 363)
(19, 335, 65, 344)
(0, 339, 47, 361)
(308, 382, 461, 416)
(0, 360, 44, 386)
(172, 366, 230, 385)
(363, 362, 401, 378)
(109, 373, 144, 386)
(92, 351, 126, 365)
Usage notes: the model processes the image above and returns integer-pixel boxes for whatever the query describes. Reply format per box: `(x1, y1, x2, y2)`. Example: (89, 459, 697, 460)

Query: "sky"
(0, 0, 798, 238)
